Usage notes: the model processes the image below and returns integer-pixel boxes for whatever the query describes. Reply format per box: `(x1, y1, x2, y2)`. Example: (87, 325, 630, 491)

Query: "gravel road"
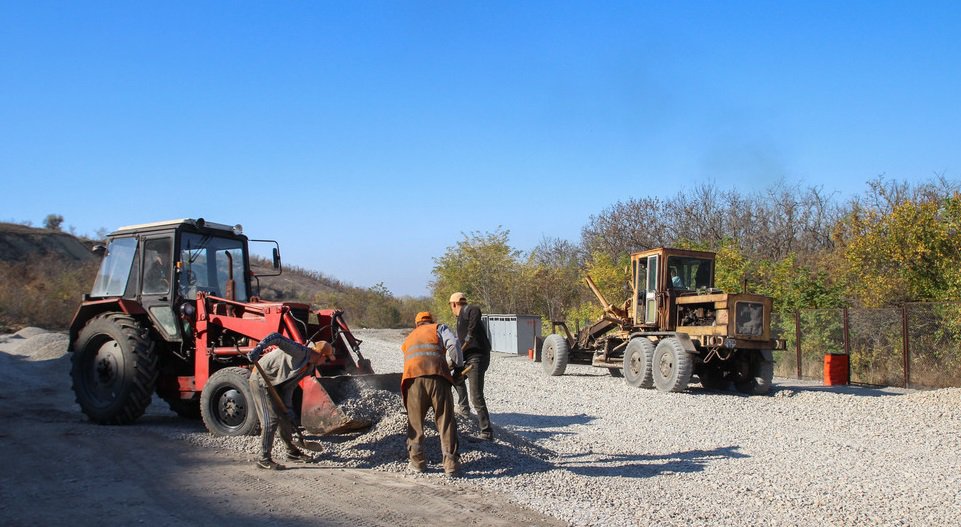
(344, 329, 961, 526)
(4, 327, 959, 526)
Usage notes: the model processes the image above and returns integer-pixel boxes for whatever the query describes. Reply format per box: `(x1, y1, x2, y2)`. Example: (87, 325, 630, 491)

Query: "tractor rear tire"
(622, 337, 655, 389)
(651, 338, 693, 393)
(201, 367, 259, 436)
(70, 313, 158, 425)
(735, 350, 775, 395)
(541, 334, 569, 376)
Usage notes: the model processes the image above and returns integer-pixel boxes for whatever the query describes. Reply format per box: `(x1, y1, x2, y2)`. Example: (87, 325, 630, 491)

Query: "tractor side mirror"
(92, 244, 107, 257)
(272, 248, 281, 269)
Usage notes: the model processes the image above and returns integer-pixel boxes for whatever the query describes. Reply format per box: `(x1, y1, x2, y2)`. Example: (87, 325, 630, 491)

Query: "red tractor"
(68, 218, 396, 436)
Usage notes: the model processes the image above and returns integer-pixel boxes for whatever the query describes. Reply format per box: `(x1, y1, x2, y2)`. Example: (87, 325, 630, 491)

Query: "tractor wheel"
(697, 364, 729, 391)
(200, 367, 259, 436)
(622, 337, 655, 389)
(162, 395, 201, 419)
(734, 350, 775, 395)
(70, 313, 158, 425)
(541, 334, 569, 376)
(651, 338, 693, 393)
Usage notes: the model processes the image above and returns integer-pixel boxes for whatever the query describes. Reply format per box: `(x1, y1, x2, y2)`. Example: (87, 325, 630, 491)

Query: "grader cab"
(68, 218, 398, 436)
(542, 247, 785, 394)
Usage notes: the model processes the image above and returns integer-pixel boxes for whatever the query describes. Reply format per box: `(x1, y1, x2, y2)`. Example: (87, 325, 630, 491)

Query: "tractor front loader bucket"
(299, 373, 402, 435)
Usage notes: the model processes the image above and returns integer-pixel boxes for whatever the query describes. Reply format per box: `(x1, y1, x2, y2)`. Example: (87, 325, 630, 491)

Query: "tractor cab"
(85, 218, 278, 343)
(630, 248, 716, 329)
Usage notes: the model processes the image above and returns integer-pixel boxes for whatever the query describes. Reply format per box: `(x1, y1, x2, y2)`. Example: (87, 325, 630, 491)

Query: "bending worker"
(401, 311, 463, 476)
(247, 333, 333, 470)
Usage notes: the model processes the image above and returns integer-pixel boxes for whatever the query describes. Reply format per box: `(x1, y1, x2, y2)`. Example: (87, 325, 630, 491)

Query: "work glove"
(451, 366, 466, 385)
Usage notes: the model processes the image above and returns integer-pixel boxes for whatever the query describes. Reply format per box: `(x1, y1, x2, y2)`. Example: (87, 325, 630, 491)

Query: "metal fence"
(771, 302, 961, 389)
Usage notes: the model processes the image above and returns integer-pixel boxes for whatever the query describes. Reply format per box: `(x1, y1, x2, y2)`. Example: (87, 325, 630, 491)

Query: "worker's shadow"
(553, 446, 748, 478)
(493, 411, 596, 441)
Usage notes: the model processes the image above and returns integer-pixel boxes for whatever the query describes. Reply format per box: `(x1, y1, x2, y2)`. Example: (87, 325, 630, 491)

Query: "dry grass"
(0, 256, 98, 332)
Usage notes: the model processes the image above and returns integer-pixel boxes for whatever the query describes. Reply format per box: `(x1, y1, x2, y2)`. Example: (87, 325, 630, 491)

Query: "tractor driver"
(247, 333, 334, 470)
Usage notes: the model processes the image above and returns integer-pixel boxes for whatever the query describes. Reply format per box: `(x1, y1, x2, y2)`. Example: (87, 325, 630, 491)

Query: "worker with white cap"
(449, 292, 494, 441)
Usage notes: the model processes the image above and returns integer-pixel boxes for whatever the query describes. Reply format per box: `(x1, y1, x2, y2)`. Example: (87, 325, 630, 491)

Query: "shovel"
(251, 361, 326, 453)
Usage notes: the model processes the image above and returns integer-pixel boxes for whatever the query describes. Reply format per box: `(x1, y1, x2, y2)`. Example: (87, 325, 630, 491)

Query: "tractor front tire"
(200, 367, 259, 436)
(541, 334, 569, 376)
(70, 313, 158, 425)
(622, 337, 655, 389)
(652, 338, 693, 393)
(734, 350, 775, 395)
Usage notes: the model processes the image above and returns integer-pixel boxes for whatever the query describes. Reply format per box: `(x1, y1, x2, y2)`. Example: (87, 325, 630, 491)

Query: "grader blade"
(300, 373, 402, 435)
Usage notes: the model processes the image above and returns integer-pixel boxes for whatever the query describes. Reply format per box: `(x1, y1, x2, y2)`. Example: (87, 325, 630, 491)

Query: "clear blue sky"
(2, 1, 958, 296)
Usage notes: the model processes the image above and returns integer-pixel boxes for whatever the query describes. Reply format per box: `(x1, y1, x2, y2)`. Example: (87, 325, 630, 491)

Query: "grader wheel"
(622, 337, 655, 389)
(541, 334, 569, 376)
(651, 338, 693, 393)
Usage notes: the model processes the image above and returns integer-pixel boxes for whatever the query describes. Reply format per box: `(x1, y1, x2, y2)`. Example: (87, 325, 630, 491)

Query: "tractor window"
(142, 238, 173, 295)
(91, 237, 137, 297)
(666, 256, 714, 291)
(178, 233, 248, 301)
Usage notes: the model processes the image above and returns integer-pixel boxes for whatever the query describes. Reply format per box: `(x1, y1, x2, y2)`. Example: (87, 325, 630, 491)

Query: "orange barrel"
(823, 354, 849, 385)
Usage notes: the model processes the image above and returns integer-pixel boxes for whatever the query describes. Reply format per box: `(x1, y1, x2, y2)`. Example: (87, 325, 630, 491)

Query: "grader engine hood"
(675, 292, 776, 346)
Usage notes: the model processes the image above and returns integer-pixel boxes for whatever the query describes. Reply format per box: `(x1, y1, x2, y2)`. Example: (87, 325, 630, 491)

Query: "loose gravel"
(8, 328, 960, 525)
(333, 330, 961, 526)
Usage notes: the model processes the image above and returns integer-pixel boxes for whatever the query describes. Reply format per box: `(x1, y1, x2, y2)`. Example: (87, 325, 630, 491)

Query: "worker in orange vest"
(401, 311, 463, 476)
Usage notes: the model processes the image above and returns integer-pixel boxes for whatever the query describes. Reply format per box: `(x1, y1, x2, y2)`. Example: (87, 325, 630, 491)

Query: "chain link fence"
(773, 302, 961, 389)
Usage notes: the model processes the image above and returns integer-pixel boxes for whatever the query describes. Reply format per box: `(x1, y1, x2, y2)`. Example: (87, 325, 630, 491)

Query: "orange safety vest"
(401, 323, 454, 400)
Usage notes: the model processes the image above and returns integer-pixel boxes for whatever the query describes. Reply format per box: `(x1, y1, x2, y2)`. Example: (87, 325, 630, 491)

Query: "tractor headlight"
(724, 338, 736, 349)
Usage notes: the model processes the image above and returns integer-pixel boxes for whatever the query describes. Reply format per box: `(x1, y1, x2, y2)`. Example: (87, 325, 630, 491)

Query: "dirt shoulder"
(0, 332, 562, 527)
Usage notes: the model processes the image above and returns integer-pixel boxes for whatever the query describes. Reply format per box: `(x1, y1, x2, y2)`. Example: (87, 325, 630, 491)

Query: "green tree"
(430, 228, 522, 323)
(838, 193, 961, 306)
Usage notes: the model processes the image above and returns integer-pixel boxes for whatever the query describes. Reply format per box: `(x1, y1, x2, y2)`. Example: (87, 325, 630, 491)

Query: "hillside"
(0, 222, 97, 262)
(0, 223, 366, 330)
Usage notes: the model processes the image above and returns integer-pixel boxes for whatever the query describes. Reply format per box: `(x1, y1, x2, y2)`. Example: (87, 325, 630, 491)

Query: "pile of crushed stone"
(173, 374, 552, 477)
(1, 329, 69, 361)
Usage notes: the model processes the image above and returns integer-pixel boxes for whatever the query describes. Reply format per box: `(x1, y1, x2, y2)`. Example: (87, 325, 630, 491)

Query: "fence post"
(843, 307, 851, 383)
(795, 311, 802, 379)
(901, 304, 910, 389)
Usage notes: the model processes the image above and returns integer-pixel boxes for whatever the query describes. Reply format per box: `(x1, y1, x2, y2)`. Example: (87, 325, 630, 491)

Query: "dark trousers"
(406, 376, 459, 472)
(454, 352, 493, 438)
(249, 377, 299, 461)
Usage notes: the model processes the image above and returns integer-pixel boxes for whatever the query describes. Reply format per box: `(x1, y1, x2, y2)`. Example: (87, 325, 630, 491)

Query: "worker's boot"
(256, 458, 286, 470)
(408, 452, 426, 473)
(286, 449, 314, 463)
(443, 455, 459, 477)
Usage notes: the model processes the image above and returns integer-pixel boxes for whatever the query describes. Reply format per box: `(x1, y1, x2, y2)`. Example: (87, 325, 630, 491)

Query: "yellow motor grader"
(542, 247, 785, 394)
